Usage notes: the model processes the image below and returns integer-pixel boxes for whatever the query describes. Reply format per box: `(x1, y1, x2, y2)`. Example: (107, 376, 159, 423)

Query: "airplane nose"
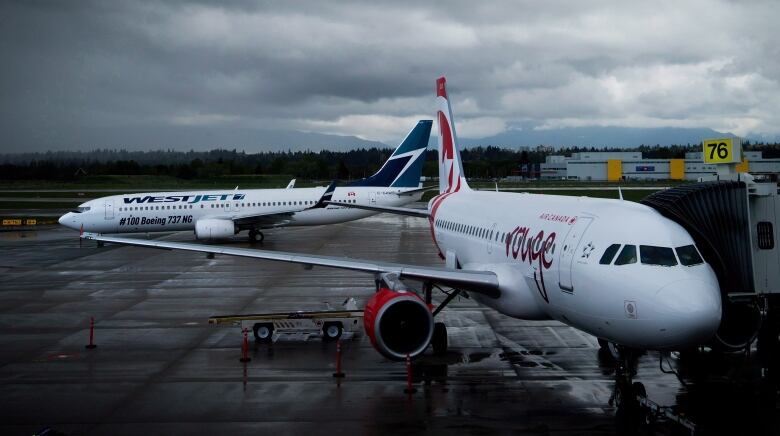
(656, 279, 722, 345)
(58, 212, 77, 230)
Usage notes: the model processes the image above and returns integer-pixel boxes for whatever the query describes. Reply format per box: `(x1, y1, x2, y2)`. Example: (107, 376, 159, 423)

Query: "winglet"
(311, 181, 337, 209)
(286, 179, 296, 189)
(618, 186, 624, 201)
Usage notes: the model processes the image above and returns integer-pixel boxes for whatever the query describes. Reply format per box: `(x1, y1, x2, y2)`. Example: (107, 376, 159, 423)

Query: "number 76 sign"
(703, 137, 742, 164)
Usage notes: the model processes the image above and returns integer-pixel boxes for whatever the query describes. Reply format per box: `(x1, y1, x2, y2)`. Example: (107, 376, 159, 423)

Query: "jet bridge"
(641, 173, 780, 352)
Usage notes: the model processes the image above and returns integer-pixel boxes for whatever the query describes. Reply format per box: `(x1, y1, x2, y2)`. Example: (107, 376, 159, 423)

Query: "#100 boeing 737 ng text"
(82, 77, 722, 402)
(60, 120, 432, 242)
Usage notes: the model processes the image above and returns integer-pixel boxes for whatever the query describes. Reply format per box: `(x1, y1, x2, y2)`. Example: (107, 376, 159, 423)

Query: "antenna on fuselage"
(618, 186, 624, 201)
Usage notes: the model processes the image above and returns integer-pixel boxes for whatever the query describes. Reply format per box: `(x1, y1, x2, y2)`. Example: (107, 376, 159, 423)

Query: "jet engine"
(195, 219, 236, 240)
(363, 288, 434, 360)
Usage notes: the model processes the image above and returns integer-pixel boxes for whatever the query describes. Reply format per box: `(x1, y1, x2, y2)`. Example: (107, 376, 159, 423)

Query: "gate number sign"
(703, 138, 741, 164)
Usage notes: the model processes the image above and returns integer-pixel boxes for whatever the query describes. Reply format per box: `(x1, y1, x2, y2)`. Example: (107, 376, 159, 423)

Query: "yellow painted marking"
(607, 159, 622, 181)
(669, 159, 685, 180)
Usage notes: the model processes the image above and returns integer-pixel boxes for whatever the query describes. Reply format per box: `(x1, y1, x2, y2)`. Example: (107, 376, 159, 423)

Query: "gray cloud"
(1, 0, 779, 152)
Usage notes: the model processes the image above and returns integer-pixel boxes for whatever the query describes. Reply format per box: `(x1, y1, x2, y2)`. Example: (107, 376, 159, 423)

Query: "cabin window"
(614, 245, 637, 265)
(640, 245, 677, 266)
(599, 244, 621, 265)
(676, 245, 704, 266)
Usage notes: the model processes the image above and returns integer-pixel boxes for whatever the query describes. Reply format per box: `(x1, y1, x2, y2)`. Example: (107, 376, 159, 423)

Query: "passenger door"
(558, 216, 593, 291)
(104, 200, 114, 220)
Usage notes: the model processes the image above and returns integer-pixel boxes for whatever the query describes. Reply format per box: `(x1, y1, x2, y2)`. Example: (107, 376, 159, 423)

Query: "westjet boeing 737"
(82, 78, 722, 403)
(60, 120, 432, 242)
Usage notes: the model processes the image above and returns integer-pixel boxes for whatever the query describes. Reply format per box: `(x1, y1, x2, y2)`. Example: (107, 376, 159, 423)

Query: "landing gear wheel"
(253, 323, 274, 343)
(322, 322, 343, 342)
(248, 230, 264, 244)
(432, 322, 448, 355)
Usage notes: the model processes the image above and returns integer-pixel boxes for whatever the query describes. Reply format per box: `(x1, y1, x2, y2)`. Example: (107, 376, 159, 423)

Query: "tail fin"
(348, 120, 432, 188)
(436, 76, 469, 194)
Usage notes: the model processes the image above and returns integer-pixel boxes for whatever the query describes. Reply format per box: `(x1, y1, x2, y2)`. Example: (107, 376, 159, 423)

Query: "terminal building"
(540, 151, 780, 181)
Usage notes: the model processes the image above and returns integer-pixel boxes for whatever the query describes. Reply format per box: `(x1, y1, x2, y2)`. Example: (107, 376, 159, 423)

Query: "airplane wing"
(325, 201, 430, 218)
(227, 181, 337, 228)
(82, 233, 499, 298)
(230, 211, 297, 228)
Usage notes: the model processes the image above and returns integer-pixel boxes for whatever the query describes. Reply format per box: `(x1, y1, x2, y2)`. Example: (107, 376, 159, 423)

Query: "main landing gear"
(424, 283, 463, 356)
(248, 229, 264, 244)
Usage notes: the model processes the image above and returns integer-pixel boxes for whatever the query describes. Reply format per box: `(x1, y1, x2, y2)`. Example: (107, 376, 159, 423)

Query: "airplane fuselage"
(60, 186, 422, 234)
(429, 189, 722, 350)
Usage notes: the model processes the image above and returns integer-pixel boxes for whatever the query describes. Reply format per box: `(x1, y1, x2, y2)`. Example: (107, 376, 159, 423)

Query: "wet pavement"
(0, 216, 777, 435)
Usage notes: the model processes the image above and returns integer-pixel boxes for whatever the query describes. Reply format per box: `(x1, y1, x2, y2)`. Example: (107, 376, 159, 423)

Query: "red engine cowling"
(363, 288, 434, 361)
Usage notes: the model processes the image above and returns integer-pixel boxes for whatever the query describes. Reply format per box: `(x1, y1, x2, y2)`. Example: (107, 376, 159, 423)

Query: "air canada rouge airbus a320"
(60, 120, 432, 242)
(83, 78, 722, 393)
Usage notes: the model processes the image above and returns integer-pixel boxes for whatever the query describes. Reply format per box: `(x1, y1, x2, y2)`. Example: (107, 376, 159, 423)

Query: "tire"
(432, 322, 448, 355)
(253, 323, 274, 343)
(322, 322, 343, 342)
(248, 230, 258, 243)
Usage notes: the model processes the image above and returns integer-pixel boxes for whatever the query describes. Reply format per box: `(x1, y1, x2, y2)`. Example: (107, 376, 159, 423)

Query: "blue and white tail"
(348, 120, 431, 188)
(436, 77, 470, 194)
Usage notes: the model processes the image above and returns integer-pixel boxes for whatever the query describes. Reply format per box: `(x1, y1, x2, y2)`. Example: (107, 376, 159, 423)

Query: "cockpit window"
(599, 244, 621, 265)
(676, 245, 704, 266)
(614, 245, 637, 265)
(640, 245, 678, 266)
(76, 206, 90, 213)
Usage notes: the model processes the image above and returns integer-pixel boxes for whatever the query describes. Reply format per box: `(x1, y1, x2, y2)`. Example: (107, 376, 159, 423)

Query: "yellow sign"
(703, 138, 741, 164)
(25, 219, 37, 225)
(2, 219, 22, 226)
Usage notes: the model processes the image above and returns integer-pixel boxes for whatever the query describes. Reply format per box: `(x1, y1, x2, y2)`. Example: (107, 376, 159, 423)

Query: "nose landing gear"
(604, 342, 697, 435)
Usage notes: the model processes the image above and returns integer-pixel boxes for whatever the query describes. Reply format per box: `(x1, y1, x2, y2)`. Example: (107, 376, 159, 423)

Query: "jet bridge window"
(676, 245, 704, 266)
(614, 245, 637, 265)
(599, 244, 621, 265)
(639, 245, 677, 266)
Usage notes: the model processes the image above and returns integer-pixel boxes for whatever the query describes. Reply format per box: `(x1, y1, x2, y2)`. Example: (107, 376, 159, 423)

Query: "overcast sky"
(1, 0, 778, 152)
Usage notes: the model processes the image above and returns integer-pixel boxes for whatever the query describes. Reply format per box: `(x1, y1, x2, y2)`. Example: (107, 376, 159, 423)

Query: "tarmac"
(0, 213, 777, 435)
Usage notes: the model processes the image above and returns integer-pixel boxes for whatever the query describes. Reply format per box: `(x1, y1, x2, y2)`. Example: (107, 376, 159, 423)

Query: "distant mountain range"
(5, 124, 775, 154)
(2, 125, 388, 154)
(452, 126, 749, 149)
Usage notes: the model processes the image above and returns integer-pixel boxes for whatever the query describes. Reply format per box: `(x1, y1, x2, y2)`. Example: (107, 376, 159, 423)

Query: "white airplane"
(81, 78, 722, 395)
(59, 120, 432, 242)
